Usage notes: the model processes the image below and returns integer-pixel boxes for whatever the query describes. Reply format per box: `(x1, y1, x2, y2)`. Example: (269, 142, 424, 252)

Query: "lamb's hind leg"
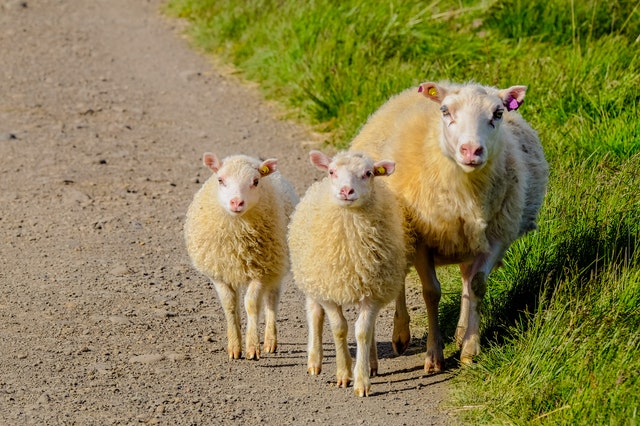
(322, 301, 352, 388)
(414, 246, 444, 374)
(458, 241, 505, 364)
(392, 281, 411, 354)
(262, 285, 280, 354)
(306, 297, 325, 375)
(244, 279, 265, 360)
(354, 300, 381, 397)
(212, 280, 242, 360)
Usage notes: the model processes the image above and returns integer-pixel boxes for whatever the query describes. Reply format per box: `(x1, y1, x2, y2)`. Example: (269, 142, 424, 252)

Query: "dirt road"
(0, 0, 453, 424)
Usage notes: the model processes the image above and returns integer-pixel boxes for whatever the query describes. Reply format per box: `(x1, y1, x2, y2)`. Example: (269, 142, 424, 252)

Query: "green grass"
(165, 0, 640, 423)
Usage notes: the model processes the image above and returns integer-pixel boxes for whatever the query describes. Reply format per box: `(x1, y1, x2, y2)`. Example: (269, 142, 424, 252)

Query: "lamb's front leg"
(262, 285, 280, 353)
(392, 281, 411, 354)
(354, 300, 381, 397)
(213, 280, 242, 360)
(322, 301, 352, 388)
(306, 297, 325, 375)
(244, 279, 265, 360)
(414, 246, 444, 373)
(458, 241, 505, 364)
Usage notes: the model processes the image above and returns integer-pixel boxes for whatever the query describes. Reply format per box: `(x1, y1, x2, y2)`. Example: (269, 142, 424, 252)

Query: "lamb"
(288, 150, 408, 397)
(350, 81, 549, 371)
(184, 152, 298, 360)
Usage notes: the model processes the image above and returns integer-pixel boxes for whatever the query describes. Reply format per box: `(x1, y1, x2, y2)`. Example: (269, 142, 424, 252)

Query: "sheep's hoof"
(245, 348, 261, 360)
(392, 325, 411, 355)
(354, 385, 370, 397)
(460, 356, 474, 365)
(307, 366, 322, 376)
(424, 354, 444, 374)
(228, 349, 242, 360)
(263, 340, 277, 354)
(336, 377, 351, 388)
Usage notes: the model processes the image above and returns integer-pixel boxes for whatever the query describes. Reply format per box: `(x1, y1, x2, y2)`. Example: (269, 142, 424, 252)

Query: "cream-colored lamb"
(288, 150, 407, 397)
(351, 81, 549, 371)
(184, 153, 298, 360)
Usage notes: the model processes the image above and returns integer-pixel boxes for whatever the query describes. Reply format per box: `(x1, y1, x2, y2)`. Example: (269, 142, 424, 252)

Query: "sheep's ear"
(309, 150, 331, 172)
(499, 85, 527, 111)
(203, 152, 222, 172)
(373, 160, 395, 177)
(259, 158, 278, 176)
(418, 82, 445, 103)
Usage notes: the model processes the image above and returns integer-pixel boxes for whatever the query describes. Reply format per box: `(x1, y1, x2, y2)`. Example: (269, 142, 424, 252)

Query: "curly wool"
(184, 172, 290, 289)
(350, 83, 548, 263)
(288, 179, 406, 306)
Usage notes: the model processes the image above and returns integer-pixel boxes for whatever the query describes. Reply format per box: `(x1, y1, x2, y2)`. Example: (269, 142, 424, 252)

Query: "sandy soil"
(0, 0, 455, 424)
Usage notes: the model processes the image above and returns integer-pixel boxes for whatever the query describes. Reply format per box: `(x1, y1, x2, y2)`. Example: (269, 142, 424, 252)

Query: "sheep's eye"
(493, 109, 504, 120)
(364, 170, 373, 178)
(440, 105, 450, 117)
(329, 169, 336, 177)
(253, 178, 259, 187)
(217, 178, 225, 187)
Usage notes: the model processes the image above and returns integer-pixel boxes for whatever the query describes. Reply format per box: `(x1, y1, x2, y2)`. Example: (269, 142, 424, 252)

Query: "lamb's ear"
(418, 82, 445, 103)
(203, 152, 222, 172)
(499, 85, 527, 111)
(259, 158, 278, 176)
(373, 160, 395, 177)
(309, 150, 331, 172)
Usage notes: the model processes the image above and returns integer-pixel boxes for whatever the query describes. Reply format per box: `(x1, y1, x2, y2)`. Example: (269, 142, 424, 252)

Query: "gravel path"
(0, 0, 454, 424)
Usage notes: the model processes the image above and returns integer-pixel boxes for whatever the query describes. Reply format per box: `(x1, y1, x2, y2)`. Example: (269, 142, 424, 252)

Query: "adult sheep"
(288, 150, 407, 397)
(185, 153, 298, 360)
(350, 81, 549, 371)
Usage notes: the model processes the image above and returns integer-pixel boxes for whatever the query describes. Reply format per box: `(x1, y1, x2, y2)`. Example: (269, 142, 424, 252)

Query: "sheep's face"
(203, 153, 277, 216)
(309, 150, 395, 208)
(419, 82, 527, 173)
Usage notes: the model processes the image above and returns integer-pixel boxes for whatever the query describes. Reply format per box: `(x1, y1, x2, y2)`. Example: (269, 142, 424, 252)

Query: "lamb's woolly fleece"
(350, 82, 548, 263)
(184, 156, 295, 289)
(288, 160, 407, 306)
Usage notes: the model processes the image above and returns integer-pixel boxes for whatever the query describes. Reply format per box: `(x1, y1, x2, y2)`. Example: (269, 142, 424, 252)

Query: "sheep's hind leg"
(306, 297, 324, 375)
(244, 279, 264, 360)
(322, 301, 352, 388)
(415, 246, 444, 373)
(213, 280, 242, 360)
(392, 281, 411, 355)
(262, 285, 280, 354)
(354, 300, 381, 397)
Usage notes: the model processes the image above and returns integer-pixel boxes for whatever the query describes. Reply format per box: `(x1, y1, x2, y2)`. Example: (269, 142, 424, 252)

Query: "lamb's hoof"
(263, 340, 277, 354)
(336, 377, 351, 388)
(460, 356, 474, 365)
(228, 348, 242, 360)
(370, 367, 378, 377)
(307, 366, 322, 376)
(424, 352, 444, 374)
(354, 385, 370, 397)
(392, 326, 411, 355)
(245, 348, 260, 360)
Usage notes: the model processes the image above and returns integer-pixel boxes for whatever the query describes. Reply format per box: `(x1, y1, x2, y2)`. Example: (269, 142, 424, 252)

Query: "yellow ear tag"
(428, 86, 437, 97)
(261, 165, 270, 175)
(376, 166, 386, 175)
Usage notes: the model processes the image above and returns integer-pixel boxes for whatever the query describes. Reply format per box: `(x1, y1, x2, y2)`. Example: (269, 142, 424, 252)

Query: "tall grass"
(166, 0, 640, 423)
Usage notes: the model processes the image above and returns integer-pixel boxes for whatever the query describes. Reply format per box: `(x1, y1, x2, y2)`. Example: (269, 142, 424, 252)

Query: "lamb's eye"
(253, 178, 259, 187)
(440, 106, 450, 117)
(364, 170, 373, 178)
(217, 178, 225, 187)
(493, 109, 503, 120)
(329, 169, 336, 177)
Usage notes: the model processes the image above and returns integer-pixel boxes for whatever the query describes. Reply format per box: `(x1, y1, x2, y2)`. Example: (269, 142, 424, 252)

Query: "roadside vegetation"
(166, 0, 639, 423)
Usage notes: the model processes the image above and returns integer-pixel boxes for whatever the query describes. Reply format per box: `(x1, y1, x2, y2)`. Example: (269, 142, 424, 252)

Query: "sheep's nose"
(460, 143, 484, 164)
(339, 186, 355, 199)
(230, 198, 245, 211)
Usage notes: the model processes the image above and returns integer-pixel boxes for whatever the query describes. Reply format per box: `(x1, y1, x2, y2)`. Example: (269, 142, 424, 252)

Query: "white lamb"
(288, 150, 408, 397)
(184, 153, 298, 360)
(350, 81, 549, 371)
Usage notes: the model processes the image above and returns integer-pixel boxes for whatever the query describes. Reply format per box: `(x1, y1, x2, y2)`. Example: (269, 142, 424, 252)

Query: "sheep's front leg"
(392, 281, 411, 354)
(458, 241, 505, 364)
(262, 285, 280, 353)
(415, 246, 444, 373)
(213, 280, 242, 360)
(354, 300, 381, 397)
(244, 279, 265, 360)
(306, 297, 325, 375)
(322, 301, 352, 388)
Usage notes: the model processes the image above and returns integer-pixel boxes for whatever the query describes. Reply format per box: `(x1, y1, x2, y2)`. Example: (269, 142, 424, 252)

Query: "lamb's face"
(309, 150, 395, 208)
(419, 82, 527, 173)
(202, 153, 277, 217)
